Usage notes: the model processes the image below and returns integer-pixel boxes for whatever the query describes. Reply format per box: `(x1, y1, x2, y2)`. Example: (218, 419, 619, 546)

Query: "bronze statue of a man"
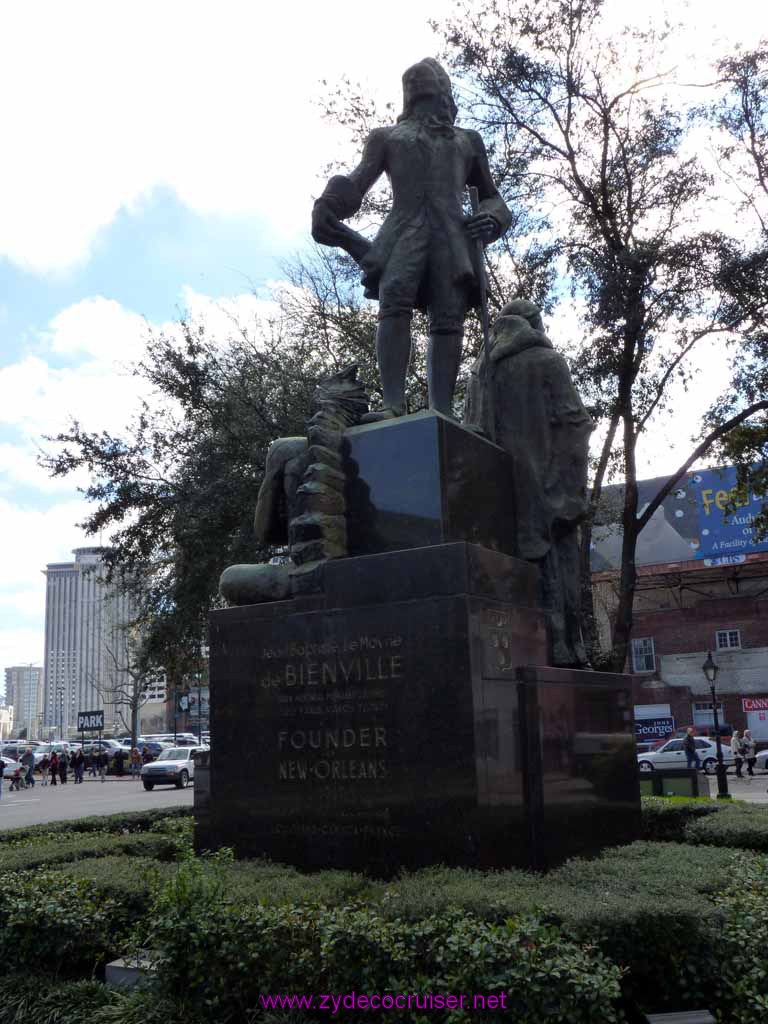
(312, 58, 512, 419)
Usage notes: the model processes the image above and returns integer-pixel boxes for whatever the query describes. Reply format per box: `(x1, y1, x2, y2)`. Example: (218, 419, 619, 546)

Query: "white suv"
(140, 746, 207, 790)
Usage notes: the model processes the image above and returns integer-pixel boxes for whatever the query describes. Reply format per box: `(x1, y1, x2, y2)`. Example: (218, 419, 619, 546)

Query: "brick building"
(593, 467, 768, 742)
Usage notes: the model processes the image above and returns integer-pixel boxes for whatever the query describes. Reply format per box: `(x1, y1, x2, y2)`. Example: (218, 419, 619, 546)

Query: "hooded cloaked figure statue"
(465, 300, 594, 667)
(312, 58, 513, 420)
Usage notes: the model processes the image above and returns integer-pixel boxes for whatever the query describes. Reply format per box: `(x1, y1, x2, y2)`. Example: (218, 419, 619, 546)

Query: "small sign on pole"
(76, 710, 105, 732)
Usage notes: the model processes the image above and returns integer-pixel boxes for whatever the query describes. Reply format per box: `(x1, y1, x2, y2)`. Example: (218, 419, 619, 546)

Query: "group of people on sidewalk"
(1, 745, 148, 798)
(683, 727, 758, 778)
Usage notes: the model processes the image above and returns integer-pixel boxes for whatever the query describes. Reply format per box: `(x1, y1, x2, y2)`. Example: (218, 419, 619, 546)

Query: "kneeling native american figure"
(464, 300, 594, 667)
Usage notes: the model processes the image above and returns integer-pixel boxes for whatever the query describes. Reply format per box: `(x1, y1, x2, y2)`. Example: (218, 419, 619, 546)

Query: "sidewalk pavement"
(703, 772, 768, 803)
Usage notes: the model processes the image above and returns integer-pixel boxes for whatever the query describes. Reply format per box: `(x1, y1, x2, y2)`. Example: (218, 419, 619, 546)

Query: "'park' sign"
(77, 710, 104, 731)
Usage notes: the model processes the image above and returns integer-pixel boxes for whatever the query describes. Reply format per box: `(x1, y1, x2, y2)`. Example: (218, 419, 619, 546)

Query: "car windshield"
(161, 749, 189, 760)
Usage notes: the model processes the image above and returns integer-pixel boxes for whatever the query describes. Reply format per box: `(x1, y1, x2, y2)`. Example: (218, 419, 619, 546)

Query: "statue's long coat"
(464, 315, 593, 560)
(322, 121, 512, 311)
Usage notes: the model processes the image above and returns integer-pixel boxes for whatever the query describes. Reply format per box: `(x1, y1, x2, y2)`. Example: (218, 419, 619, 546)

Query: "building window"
(631, 637, 656, 673)
(716, 629, 741, 650)
(693, 700, 724, 728)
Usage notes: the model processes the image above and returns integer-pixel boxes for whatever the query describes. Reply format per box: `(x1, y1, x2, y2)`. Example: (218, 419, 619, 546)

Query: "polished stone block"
(344, 411, 518, 558)
(198, 546, 640, 873)
(516, 666, 641, 869)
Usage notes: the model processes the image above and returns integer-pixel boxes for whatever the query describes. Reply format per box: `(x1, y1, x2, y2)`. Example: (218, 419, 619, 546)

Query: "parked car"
(751, 748, 768, 772)
(141, 746, 207, 790)
(30, 742, 79, 765)
(637, 737, 735, 774)
(1, 755, 22, 779)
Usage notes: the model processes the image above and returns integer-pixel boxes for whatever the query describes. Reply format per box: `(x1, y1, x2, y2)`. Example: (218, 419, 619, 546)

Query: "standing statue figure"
(312, 58, 513, 419)
(464, 300, 594, 667)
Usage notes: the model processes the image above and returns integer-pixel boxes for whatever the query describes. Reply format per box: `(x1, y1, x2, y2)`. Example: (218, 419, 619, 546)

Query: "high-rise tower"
(43, 547, 135, 737)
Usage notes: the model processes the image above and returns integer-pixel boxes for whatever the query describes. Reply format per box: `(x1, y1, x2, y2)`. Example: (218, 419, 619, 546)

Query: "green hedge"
(147, 856, 624, 1024)
(685, 804, 768, 851)
(642, 796, 768, 851)
(640, 795, 722, 840)
(0, 870, 132, 975)
(0, 830, 178, 874)
(55, 842, 752, 1019)
(0, 806, 191, 844)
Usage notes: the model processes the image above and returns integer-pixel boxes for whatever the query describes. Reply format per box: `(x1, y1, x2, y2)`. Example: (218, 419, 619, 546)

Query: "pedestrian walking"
(87, 750, 97, 778)
(39, 754, 50, 786)
(49, 751, 59, 785)
(20, 746, 35, 788)
(72, 749, 85, 784)
(98, 750, 108, 783)
(683, 727, 700, 770)
(130, 748, 142, 780)
(743, 729, 757, 778)
(58, 750, 69, 785)
(114, 748, 125, 777)
(0, 755, 5, 800)
(731, 730, 744, 779)
(141, 745, 152, 765)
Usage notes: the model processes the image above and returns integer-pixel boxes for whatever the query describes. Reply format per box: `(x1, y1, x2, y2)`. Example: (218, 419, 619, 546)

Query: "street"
(0, 776, 193, 829)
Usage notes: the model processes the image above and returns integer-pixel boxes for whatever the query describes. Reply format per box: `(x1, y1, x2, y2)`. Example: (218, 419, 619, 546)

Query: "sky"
(0, 0, 765, 687)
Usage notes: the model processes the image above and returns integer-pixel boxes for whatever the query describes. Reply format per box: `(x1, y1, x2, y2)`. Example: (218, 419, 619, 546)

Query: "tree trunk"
(608, 408, 640, 672)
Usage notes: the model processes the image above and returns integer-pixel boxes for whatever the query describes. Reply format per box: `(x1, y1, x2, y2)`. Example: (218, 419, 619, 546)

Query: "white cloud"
(0, 497, 91, 590)
(0, 628, 46, 687)
(0, 0, 439, 274)
(46, 297, 151, 360)
(1, 0, 764, 274)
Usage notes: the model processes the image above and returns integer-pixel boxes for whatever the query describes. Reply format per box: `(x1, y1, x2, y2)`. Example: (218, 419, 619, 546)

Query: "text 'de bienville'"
(260, 655, 404, 689)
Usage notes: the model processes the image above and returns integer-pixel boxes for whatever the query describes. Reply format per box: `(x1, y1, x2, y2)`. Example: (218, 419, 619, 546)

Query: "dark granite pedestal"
(197, 543, 640, 874)
(344, 411, 518, 557)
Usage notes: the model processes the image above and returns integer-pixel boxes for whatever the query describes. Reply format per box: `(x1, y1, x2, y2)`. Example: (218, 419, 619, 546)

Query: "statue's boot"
(427, 332, 463, 417)
(360, 314, 410, 423)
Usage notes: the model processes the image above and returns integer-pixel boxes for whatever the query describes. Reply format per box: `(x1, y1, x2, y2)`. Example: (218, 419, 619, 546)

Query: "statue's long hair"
(398, 58, 458, 126)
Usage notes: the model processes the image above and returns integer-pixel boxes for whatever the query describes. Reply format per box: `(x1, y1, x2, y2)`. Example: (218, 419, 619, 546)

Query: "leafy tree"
(41, 3, 768, 678)
(435, 0, 768, 668)
(704, 44, 768, 533)
(40, 256, 378, 678)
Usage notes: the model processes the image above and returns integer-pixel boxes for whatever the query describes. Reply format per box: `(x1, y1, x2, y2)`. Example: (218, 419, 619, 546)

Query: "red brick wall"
(631, 596, 768, 655)
(630, 596, 768, 733)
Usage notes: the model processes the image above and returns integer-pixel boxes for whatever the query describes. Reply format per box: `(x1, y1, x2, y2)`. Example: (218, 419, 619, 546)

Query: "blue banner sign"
(692, 467, 768, 559)
(592, 465, 767, 570)
(635, 717, 675, 741)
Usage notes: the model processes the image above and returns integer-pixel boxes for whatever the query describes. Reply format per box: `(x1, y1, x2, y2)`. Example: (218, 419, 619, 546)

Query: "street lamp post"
(702, 651, 731, 800)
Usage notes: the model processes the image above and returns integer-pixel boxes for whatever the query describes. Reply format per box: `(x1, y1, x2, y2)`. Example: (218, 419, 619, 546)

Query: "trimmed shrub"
(0, 806, 191, 844)
(0, 830, 178, 874)
(640, 795, 721, 840)
(685, 805, 768, 851)
(56, 855, 173, 915)
(0, 871, 130, 974)
(147, 858, 624, 1023)
(712, 853, 768, 1022)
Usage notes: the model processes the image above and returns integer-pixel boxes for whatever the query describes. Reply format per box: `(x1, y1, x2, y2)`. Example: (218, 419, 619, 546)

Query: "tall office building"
(3, 665, 43, 737)
(43, 547, 135, 737)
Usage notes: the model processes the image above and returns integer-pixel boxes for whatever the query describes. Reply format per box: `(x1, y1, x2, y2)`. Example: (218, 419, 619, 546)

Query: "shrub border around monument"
(2, 800, 768, 1021)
